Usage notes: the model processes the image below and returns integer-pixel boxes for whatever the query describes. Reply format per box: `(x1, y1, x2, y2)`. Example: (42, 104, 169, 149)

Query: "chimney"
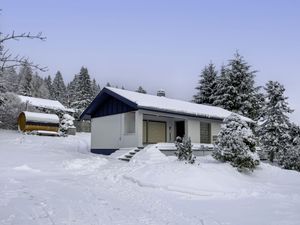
(157, 89, 166, 97)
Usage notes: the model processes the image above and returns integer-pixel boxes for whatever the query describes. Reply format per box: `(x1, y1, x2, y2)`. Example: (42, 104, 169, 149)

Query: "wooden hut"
(18, 111, 60, 132)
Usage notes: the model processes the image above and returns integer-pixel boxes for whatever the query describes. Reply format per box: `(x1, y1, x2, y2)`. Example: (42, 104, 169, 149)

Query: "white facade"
(91, 109, 223, 151)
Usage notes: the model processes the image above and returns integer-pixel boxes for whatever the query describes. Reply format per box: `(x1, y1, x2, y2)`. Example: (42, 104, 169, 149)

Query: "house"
(80, 87, 252, 155)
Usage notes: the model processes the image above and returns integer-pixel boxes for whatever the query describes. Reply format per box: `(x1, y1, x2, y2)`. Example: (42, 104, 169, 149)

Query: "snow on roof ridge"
(22, 111, 60, 124)
(106, 87, 253, 122)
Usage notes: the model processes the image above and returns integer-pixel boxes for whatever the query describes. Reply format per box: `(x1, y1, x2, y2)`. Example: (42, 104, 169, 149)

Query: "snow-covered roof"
(23, 111, 59, 124)
(81, 87, 252, 122)
(18, 95, 74, 112)
(106, 87, 252, 122)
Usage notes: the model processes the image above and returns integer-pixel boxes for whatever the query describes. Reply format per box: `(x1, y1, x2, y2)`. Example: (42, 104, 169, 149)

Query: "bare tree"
(0, 10, 47, 72)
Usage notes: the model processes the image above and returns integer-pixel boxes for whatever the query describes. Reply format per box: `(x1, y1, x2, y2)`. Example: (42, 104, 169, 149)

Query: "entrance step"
(118, 147, 144, 162)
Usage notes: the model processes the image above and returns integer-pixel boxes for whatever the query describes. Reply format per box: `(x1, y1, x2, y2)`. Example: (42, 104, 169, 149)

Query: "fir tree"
(257, 81, 293, 163)
(44, 75, 54, 99)
(91, 78, 101, 98)
(213, 114, 260, 171)
(32, 72, 50, 98)
(213, 53, 262, 119)
(193, 62, 218, 104)
(136, 86, 147, 94)
(52, 71, 67, 105)
(18, 62, 34, 96)
(106, 82, 111, 87)
(70, 67, 93, 117)
(67, 74, 80, 107)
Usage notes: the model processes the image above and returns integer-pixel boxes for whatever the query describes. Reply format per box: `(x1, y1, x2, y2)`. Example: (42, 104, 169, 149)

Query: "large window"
(124, 112, 135, 134)
(200, 122, 211, 144)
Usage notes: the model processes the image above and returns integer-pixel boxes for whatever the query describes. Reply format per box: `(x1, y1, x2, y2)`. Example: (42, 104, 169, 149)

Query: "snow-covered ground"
(0, 130, 300, 225)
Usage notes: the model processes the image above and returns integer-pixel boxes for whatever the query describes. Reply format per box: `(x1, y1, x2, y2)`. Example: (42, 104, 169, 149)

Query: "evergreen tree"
(0, 68, 19, 93)
(193, 62, 218, 104)
(91, 78, 101, 98)
(52, 71, 67, 105)
(136, 86, 147, 94)
(71, 67, 93, 117)
(44, 75, 54, 99)
(106, 82, 111, 87)
(32, 72, 50, 98)
(290, 123, 300, 146)
(213, 114, 260, 171)
(18, 62, 34, 96)
(257, 81, 293, 163)
(213, 53, 262, 119)
(67, 74, 80, 107)
(175, 136, 196, 164)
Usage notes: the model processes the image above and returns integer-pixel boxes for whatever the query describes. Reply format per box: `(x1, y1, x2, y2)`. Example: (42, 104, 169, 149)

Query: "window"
(124, 112, 135, 134)
(200, 122, 211, 144)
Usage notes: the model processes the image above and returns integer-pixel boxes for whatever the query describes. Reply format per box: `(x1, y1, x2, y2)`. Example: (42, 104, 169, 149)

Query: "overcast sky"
(2, 0, 300, 124)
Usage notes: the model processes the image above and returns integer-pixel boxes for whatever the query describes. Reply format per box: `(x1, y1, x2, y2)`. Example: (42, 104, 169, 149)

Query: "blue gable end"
(92, 94, 137, 118)
(80, 88, 138, 120)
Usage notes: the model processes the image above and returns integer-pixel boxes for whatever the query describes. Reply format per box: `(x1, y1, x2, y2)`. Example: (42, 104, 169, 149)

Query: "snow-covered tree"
(257, 81, 293, 163)
(175, 136, 196, 164)
(18, 62, 34, 96)
(280, 145, 300, 172)
(213, 114, 260, 171)
(213, 53, 262, 119)
(91, 78, 101, 98)
(0, 68, 19, 93)
(0, 92, 26, 129)
(52, 71, 67, 105)
(44, 75, 54, 99)
(289, 123, 300, 146)
(70, 67, 93, 117)
(193, 62, 218, 104)
(32, 72, 50, 98)
(136, 86, 147, 94)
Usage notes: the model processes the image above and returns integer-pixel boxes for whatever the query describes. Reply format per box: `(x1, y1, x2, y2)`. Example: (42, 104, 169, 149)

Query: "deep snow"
(0, 130, 300, 225)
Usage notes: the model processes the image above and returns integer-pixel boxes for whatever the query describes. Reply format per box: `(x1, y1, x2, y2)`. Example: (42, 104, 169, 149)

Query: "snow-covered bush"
(213, 114, 260, 171)
(0, 92, 26, 129)
(175, 136, 196, 164)
(60, 114, 75, 134)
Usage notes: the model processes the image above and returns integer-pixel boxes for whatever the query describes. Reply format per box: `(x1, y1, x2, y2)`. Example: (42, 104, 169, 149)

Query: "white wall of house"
(91, 109, 223, 150)
(91, 111, 142, 149)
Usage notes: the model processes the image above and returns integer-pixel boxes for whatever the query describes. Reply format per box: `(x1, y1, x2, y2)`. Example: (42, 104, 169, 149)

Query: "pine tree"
(213, 53, 262, 119)
(193, 62, 218, 104)
(0, 68, 19, 93)
(257, 81, 293, 163)
(18, 62, 34, 96)
(175, 136, 196, 164)
(106, 82, 111, 87)
(136, 86, 147, 94)
(52, 71, 67, 105)
(91, 78, 101, 98)
(32, 72, 50, 98)
(44, 75, 54, 99)
(70, 67, 93, 117)
(213, 114, 260, 171)
(67, 74, 80, 107)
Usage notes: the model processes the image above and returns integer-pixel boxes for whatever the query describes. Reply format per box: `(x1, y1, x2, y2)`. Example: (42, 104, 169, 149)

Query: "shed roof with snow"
(80, 87, 252, 122)
(18, 95, 74, 113)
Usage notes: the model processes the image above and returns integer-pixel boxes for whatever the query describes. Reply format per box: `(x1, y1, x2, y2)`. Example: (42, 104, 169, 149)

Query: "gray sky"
(2, 0, 300, 124)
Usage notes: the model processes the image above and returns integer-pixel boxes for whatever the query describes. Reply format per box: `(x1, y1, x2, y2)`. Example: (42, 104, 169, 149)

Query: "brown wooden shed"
(18, 111, 60, 132)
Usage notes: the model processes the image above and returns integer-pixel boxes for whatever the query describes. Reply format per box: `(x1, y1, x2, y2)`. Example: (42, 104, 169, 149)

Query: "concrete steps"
(118, 147, 143, 162)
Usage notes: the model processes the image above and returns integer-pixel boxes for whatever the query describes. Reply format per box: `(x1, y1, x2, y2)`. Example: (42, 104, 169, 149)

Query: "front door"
(175, 121, 185, 139)
(143, 120, 167, 144)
